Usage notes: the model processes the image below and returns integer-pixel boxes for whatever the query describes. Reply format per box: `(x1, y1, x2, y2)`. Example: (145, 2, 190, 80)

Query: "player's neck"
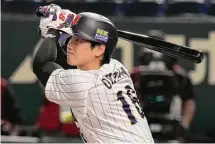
(77, 59, 102, 71)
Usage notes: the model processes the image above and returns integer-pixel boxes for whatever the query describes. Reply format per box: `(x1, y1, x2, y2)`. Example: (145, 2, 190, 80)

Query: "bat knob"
(36, 6, 49, 17)
(196, 50, 204, 63)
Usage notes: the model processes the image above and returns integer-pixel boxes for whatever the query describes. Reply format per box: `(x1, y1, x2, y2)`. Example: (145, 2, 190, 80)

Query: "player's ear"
(95, 44, 106, 57)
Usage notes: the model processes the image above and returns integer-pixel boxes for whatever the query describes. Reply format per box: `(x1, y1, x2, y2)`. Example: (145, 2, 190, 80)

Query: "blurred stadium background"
(1, 0, 215, 143)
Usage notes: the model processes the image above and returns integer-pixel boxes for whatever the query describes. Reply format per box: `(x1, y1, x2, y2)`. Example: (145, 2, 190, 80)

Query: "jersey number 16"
(117, 85, 145, 125)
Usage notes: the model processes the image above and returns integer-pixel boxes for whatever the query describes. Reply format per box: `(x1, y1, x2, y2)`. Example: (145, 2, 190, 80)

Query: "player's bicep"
(45, 69, 94, 109)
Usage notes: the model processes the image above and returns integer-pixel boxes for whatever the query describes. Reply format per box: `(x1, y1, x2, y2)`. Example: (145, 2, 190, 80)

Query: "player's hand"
(47, 9, 76, 33)
(36, 4, 76, 37)
(37, 4, 62, 37)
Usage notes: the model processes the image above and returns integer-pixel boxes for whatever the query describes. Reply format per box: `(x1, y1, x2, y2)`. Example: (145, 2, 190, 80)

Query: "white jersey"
(45, 59, 154, 143)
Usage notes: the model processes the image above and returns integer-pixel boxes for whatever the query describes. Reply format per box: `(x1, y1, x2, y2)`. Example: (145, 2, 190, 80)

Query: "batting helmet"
(64, 12, 118, 59)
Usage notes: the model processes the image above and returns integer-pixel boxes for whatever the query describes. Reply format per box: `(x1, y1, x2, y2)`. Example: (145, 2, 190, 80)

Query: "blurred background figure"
(1, 77, 22, 136)
(130, 30, 196, 142)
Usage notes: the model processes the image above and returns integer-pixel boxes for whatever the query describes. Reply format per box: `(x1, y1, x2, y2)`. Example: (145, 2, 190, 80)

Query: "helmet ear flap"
(58, 32, 71, 47)
(59, 36, 71, 55)
(65, 36, 71, 46)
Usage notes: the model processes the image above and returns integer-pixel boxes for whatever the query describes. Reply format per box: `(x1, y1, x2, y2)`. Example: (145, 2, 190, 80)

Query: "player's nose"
(67, 45, 75, 54)
(67, 43, 73, 50)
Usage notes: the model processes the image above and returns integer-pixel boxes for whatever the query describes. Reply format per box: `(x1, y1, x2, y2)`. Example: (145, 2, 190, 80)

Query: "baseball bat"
(36, 6, 204, 63)
(117, 30, 204, 63)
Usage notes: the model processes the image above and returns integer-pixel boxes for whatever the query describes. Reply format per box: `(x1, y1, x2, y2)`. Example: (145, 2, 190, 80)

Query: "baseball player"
(33, 4, 154, 143)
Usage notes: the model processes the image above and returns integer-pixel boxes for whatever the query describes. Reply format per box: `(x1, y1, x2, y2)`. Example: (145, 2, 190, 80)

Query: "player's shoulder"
(109, 59, 129, 72)
(110, 58, 123, 66)
(109, 58, 127, 70)
(98, 59, 129, 76)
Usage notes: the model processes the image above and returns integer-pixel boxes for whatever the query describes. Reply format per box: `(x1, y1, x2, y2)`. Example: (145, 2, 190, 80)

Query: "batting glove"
(36, 4, 76, 37)
(37, 4, 62, 37)
(47, 9, 76, 34)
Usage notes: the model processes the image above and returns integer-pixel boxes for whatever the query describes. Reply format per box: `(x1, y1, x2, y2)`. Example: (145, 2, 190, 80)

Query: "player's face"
(67, 37, 105, 70)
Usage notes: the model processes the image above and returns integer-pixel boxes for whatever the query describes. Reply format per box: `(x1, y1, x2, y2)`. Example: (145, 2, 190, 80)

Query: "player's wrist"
(45, 28, 60, 39)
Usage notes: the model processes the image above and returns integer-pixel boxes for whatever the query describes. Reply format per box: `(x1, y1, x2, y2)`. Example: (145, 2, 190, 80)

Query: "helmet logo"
(95, 28, 109, 43)
(72, 14, 81, 26)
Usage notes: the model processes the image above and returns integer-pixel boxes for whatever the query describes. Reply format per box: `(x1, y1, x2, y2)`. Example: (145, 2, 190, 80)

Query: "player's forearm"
(182, 99, 196, 129)
(32, 28, 63, 86)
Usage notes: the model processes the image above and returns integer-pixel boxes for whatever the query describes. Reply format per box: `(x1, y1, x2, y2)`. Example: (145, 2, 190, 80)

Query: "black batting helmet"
(64, 12, 118, 59)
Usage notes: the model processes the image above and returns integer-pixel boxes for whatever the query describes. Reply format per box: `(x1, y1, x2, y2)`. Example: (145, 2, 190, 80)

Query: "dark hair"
(90, 41, 110, 65)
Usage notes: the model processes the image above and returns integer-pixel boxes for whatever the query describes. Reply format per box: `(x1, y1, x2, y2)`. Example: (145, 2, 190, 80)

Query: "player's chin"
(67, 57, 77, 66)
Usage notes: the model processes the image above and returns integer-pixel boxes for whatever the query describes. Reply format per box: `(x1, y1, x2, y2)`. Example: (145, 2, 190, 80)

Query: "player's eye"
(70, 37, 77, 43)
(69, 37, 88, 44)
(78, 39, 85, 43)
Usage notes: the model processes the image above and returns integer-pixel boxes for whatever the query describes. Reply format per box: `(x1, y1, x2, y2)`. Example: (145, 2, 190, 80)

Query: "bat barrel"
(117, 30, 204, 63)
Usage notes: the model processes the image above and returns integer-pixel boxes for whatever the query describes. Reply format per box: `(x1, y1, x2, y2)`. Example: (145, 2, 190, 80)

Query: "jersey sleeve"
(45, 69, 94, 117)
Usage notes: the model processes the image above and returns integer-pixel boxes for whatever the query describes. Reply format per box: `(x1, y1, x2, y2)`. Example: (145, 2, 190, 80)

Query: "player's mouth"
(67, 51, 74, 55)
